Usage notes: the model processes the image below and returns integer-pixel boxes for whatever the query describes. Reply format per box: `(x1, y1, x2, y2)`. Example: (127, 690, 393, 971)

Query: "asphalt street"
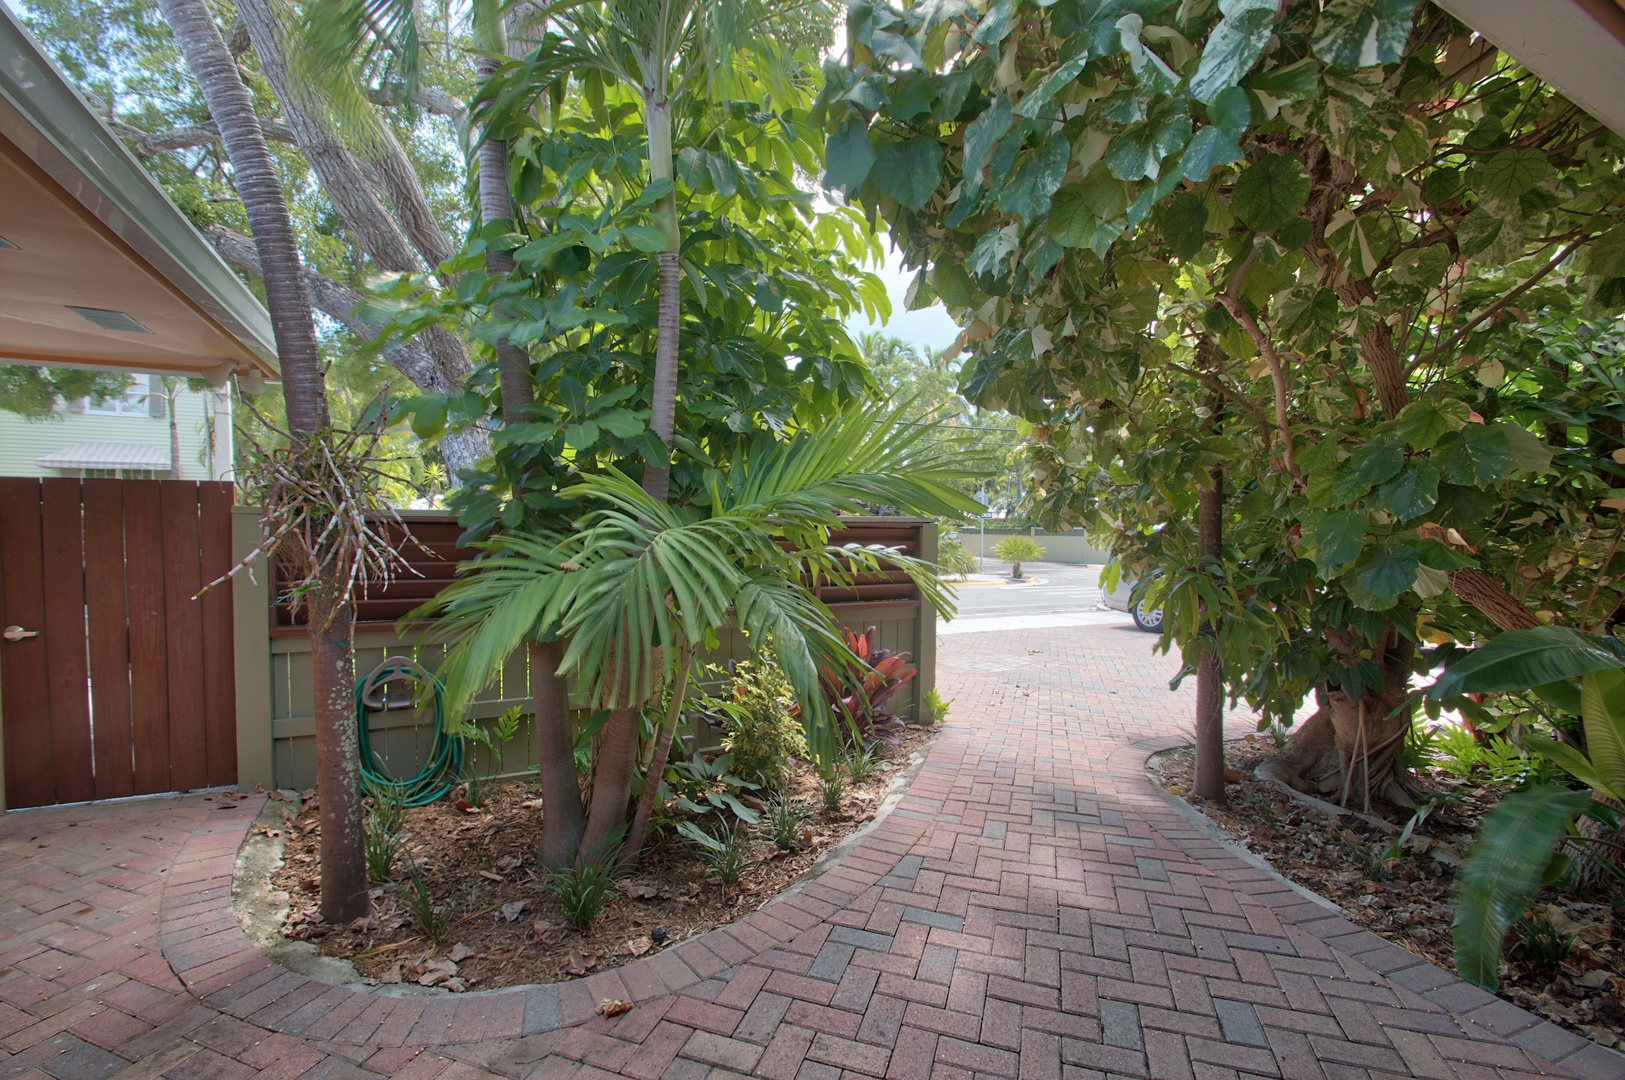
(944, 561, 1109, 620)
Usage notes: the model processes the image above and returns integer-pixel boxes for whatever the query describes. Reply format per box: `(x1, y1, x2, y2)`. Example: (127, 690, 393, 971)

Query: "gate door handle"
(2, 625, 39, 641)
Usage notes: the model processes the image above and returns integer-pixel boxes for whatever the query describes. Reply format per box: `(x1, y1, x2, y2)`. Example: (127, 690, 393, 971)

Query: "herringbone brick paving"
(2, 622, 1622, 1080)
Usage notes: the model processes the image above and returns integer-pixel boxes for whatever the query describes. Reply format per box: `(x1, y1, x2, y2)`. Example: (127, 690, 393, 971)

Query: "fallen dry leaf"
(625, 936, 652, 957)
(596, 998, 634, 1017)
(448, 943, 476, 963)
(501, 900, 529, 922)
(478, 870, 505, 883)
(381, 963, 402, 984)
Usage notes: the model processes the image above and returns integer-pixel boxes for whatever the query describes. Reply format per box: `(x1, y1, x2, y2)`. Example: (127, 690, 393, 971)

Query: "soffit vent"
(67, 306, 152, 333)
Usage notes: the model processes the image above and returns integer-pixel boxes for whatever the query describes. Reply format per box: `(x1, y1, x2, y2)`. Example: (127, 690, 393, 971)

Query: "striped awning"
(36, 442, 169, 470)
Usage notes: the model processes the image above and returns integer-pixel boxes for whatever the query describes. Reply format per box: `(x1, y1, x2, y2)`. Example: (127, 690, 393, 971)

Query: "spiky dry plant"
(201, 399, 427, 627)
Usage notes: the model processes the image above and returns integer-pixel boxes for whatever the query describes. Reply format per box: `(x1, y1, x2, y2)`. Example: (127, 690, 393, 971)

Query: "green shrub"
(704, 654, 810, 791)
(937, 531, 978, 579)
(543, 839, 622, 930)
(992, 535, 1045, 577)
(678, 821, 758, 900)
(764, 795, 807, 851)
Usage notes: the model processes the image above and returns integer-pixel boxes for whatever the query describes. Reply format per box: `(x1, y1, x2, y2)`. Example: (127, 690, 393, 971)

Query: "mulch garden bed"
(265, 723, 935, 992)
(1149, 736, 1625, 1050)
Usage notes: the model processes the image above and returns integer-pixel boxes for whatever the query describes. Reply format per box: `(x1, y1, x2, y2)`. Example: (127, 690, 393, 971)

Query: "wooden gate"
(0, 478, 237, 809)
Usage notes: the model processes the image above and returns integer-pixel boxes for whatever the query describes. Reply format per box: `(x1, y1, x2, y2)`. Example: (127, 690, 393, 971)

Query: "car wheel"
(1131, 603, 1163, 632)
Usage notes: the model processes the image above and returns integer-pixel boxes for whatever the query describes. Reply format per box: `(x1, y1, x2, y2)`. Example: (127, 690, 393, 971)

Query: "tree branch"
(1409, 240, 1584, 376)
(109, 116, 297, 157)
(1218, 249, 1300, 482)
(204, 224, 448, 394)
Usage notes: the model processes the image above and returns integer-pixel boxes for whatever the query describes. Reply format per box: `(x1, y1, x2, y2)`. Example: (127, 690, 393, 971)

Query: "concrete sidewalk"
(0, 621, 1619, 1080)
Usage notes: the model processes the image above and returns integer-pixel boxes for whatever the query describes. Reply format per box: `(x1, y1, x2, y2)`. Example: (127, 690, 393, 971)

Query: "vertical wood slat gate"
(0, 478, 237, 809)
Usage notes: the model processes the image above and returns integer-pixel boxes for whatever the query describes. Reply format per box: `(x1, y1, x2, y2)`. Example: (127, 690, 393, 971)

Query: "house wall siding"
(0, 389, 217, 479)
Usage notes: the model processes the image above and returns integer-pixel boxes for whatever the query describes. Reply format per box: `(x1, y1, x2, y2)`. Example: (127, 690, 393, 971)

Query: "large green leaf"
(823, 120, 875, 196)
(1313, 510, 1368, 575)
(1453, 784, 1592, 990)
(1181, 125, 1244, 181)
(1354, 541, 1418, 600)
(1372, 461, 1439, 521)
(1395, 398, 1470, 450)
(1432, 425, 1513, 485)
(1526, 736, 1616, 804)
(1160, 192, 1210, 259)
(1478, 149, 1553, 201)
(1501, 424, 1554, 474)
(1230, 154, 1311, 233)
(1311, 0, 1421, 68)
(1429, 626, 1625, 700)
(1329, 432, 1404, 503)
(875, 137, 943, 211)
(999, 137, 1072, 222)
(1188, 0, 1278, 105)
(1581, 669, 1625, 805)
(962, 95, 1013, 187)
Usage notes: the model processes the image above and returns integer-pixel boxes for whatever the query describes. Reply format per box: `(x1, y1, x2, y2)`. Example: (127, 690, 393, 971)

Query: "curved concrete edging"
(156, 739, 947, 1047)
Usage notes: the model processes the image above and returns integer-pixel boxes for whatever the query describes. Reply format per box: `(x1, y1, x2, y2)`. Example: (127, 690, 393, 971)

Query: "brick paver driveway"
(2, 622, 1622, 1080)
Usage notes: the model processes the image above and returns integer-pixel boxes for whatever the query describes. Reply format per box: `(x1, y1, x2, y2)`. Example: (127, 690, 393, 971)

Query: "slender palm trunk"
(159, 0, 364, 922)
(623, 650, 694, 868)
(531, 639, 585, 865)
(580, 706, 640, 860)
(157, 0, 324, 430)
(570, 93, 683, 860)
(469, 29, 589, 866)
(644, 93, 680, 503)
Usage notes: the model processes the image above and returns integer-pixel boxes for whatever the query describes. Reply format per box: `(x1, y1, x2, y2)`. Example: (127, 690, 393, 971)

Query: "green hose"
(355, 661, 463, 807)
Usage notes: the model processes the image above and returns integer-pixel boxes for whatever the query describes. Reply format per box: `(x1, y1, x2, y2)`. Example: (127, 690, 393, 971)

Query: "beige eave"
(1432, 0, 1625, 138)
(0, 8, 278, 382)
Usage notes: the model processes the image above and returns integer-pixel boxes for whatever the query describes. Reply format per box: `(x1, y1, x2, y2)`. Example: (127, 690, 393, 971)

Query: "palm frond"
(409, 534, 574, 724)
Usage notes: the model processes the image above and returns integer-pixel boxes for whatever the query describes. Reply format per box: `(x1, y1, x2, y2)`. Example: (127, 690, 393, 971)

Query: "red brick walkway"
(2, 622, 1622, 1080)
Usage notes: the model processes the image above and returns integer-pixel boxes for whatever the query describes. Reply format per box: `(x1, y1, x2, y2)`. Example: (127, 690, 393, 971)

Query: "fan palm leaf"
(417, 399, 983, 763)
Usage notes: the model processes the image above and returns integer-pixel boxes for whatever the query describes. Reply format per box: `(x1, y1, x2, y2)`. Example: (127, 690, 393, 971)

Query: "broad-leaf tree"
(815, 0, 1625, 804)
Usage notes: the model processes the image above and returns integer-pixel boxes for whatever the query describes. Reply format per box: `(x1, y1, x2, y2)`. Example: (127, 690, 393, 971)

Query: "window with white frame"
(83, 374, 154, 416)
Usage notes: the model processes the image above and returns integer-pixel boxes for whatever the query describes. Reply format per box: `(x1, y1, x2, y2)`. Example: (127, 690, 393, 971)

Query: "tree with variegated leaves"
(814, 0, 1625, 806)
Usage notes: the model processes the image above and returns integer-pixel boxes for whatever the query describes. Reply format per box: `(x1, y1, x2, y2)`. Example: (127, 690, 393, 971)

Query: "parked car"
(1102, 560, 1163, 632)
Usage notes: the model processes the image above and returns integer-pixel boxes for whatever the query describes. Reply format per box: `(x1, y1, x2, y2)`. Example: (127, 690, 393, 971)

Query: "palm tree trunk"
(157, 0, 325, 431)
(623, 649, 694, 869)
(531, 639, 585, 866)
(159, 0, 364, 923)
(643, 93, 680, 504)
(579, 706, 640, 862)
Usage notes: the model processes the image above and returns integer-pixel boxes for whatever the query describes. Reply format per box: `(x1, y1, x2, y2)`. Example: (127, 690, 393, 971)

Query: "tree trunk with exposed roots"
(1273, 634, 1418, 810)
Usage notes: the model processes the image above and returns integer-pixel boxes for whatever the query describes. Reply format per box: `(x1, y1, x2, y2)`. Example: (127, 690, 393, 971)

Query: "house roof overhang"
(1432, 0, 1625, 138)
(0, 7, 279, 383)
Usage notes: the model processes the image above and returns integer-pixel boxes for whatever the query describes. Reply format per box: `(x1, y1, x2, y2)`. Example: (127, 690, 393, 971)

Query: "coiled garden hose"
(355, 656, 463, 807)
